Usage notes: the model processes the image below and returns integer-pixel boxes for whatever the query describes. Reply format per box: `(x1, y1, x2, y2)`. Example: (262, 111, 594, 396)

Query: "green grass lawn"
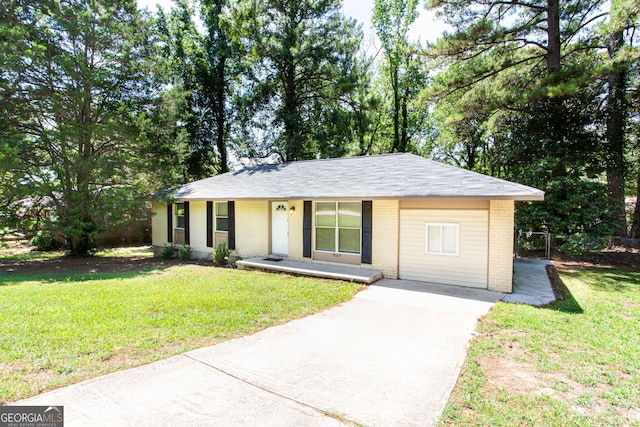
(0, 256, 362, 403)
(439, 266, 640, 426)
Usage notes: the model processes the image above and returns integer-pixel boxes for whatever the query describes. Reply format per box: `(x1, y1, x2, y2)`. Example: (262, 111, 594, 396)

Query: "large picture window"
(425, 223, 459, 256)
(175, 203, 185, 229)
(315, 202, 361, 254)
(215, 202, 228, 232)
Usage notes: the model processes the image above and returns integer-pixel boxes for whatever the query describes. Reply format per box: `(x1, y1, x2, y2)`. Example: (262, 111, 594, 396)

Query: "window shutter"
(184, 201, 190, 244)
(206, 201, 213, 247)
(303, 200, 312, 258)
(361, 201, 372, 264)
(228, 201, 235, 250)
(167, 203, 173, 243)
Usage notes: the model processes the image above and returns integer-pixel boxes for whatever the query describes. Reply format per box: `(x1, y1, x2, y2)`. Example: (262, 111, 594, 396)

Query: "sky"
(136, 0, 452, 48)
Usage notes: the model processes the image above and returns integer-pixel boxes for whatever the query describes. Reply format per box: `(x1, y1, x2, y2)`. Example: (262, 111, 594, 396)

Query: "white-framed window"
(425, 223, 459, 256)
(315, 201, 361, 254)
(175, 203, 185, 229)
(215, 201, 228, 232)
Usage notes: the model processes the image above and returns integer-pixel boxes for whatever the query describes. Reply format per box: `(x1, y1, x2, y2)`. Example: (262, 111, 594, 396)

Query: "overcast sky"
(136, 0, 452, 49)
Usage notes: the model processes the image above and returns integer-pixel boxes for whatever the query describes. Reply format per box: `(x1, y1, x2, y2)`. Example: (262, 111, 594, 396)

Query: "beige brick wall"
(235, 200, 269, 258)
(371, 200, 399, 278)
(287, 200, 304, 259)
(151, 200, 212, 258)
(488, 200, 515, 292)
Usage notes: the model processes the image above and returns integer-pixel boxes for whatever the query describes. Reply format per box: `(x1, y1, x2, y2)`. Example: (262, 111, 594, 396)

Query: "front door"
(271, 202, 289, 255)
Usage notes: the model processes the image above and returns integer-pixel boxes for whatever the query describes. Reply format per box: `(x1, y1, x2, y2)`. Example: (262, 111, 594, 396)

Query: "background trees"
(1, 0, 638, 254)
(0, 0, 176, 255)
(373, 0, 419, 153)
(231, 0, 362, 162)
(424, 0, 639, 243)
(159, 0, 237, 178)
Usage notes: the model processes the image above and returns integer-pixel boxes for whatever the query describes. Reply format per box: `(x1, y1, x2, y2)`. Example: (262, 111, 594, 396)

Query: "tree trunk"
(629, 158, 640, 239)
(215, 55, 229, 173)
(281, 12, 300, 162)
(605, 30, 628, 240)
(399, 87, 409, 152)
(546, 0, 561, 74)
(282, 67, 299, 162)
(391, 68, 400, 152)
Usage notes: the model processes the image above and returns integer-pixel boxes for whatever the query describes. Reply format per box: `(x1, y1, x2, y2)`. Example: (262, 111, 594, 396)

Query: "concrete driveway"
(18, 280, 501, 426)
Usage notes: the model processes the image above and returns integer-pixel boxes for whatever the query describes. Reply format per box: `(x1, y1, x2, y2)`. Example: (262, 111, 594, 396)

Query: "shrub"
(214, 241, 230, 266)
(557, 234, 608, 256)
(557, 235, 586, 256)
(179, 244, 192, 261)
(30, 230, 60, 251)
(161, 243, 175, 259)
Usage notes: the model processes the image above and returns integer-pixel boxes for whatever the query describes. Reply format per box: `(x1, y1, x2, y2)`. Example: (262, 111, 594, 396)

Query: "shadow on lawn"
(543, 265, 584, 314)
(588, 269, 640, 293)
(0, 256, 184, 285)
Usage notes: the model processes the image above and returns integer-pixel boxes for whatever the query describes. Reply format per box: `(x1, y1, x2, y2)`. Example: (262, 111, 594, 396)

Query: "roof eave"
(156, 193, 546, 202)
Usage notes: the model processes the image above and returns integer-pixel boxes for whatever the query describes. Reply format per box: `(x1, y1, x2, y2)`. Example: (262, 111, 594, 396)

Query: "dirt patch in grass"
(0, 250, 200, 275)
(0, 242, 207, 275)
(475, 327, 636, 422)
(476, 346, 626, 419)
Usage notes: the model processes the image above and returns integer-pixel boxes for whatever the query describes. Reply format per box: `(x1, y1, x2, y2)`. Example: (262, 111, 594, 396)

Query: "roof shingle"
(157, 153, 544, 201)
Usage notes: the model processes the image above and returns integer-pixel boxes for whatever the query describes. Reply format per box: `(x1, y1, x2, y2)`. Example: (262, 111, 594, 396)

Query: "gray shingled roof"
(156, 153, 544, 201)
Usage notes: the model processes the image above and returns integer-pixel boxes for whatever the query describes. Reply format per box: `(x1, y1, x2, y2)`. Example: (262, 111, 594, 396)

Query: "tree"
(602, 0, 640, 239)
(372, 0, 420, 153)
(425, 0, 621, 238)
(344, 53, 383, 156)
(232, 0, 362, 162)
(491, 93, 615, 238)
(425, 0, 609, 166)
(426, 0, 608, 97)
(158, 0, 238, 178)
(0, 0, 161, 255)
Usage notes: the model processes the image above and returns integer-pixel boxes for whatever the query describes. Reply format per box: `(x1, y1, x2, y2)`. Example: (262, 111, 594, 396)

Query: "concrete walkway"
(503, 258, 556, 306)
(18, 281, 500, 426)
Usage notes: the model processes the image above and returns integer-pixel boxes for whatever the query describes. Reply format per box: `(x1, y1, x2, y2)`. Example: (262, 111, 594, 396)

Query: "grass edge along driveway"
(439, 266, 640, 427)
(0, 263, 362, 403)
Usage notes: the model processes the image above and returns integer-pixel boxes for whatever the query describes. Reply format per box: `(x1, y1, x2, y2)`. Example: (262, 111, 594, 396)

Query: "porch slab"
(236, 257, 383, 284)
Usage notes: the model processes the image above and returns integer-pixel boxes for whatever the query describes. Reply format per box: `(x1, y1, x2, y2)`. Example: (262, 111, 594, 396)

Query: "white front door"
(271, 202, 289, 255)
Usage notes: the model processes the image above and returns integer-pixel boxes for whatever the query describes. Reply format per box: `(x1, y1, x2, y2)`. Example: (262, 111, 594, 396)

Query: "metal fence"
(515, 230, 551, 259)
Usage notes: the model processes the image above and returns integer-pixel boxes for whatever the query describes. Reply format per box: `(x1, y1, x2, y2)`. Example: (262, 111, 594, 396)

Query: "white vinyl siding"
(400, 209, 488, 288)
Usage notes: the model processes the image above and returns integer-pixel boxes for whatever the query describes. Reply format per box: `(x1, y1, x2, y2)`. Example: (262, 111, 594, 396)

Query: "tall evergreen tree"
(425, 0, 617, 237)
(372, 0, 422, 153)
(159, 0, 237, 177)
(0, 0, 160, 255)
(602, 0, 640, 239)
(232, 0, 361, 162)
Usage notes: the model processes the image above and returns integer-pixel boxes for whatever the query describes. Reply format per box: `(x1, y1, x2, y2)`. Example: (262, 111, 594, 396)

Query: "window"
(425, 223, 459, 255)
(175, 203, 185, 229)
(215, 202, 228, 232)
(315, 202, 361, 254)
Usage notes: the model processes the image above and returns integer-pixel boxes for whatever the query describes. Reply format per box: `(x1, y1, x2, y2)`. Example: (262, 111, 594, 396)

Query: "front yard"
(0, 248, 361, 403)
(440, 265, 640, 426)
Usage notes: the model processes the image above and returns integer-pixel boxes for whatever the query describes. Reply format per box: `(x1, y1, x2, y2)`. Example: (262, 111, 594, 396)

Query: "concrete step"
(236, 257, 383, 284)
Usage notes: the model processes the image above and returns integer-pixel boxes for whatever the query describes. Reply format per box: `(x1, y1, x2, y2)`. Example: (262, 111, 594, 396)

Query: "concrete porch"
(236, 257, 383, 284)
